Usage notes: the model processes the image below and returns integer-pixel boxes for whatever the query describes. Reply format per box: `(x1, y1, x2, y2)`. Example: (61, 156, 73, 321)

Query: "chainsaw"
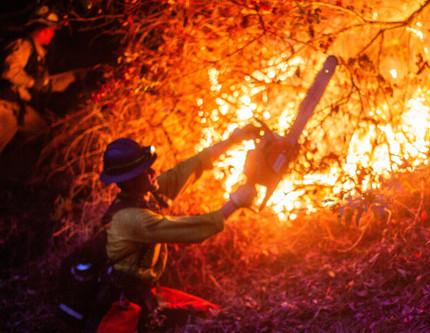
(244, 55, 338, 210)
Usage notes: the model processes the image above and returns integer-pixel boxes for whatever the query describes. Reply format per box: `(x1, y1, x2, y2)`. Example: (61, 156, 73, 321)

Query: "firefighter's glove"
(230, 184, 257, 208)
(50, 71, 76, 92)
(230, 124, 260, 144)
(33, 73, 51, 93)
(206, 125, 260, 166)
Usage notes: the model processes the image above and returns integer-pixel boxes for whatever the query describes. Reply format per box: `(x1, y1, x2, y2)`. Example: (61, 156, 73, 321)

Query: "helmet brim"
(100, 153, 157, 185)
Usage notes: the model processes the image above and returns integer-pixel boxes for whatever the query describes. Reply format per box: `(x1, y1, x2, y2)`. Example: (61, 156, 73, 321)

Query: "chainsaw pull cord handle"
(243, 122, 300, 211)
(243, 121, 273, 212)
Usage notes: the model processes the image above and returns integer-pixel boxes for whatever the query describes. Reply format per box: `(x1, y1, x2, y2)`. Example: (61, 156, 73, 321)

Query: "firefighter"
(0, 6, 76, 153)
(98, 127, 258, 332)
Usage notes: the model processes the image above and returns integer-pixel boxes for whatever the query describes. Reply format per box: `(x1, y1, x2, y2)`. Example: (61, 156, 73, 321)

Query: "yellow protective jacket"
(2, 37, 75, 103)
(105, 149, 225, 284)
(2, 38, 38, 102)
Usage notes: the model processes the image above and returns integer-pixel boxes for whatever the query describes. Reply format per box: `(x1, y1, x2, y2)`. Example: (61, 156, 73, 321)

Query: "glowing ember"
(196, 54, 430, 221)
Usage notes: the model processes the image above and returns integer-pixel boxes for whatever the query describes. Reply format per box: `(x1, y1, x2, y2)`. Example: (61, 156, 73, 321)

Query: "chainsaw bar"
(271, 55, 338, 173)
(244, 55, 338, 211)
(286, 55, 338, 145)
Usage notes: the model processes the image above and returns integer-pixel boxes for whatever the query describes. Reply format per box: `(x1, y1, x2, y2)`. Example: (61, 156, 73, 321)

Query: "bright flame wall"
(196, 57, 430, 221)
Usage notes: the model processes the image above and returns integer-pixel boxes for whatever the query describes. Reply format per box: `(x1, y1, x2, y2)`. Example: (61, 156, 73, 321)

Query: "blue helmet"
(100, 138, 157, 185)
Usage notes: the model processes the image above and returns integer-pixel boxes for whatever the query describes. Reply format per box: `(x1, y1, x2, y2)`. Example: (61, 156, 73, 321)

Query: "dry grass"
(2, 167, 430, 332)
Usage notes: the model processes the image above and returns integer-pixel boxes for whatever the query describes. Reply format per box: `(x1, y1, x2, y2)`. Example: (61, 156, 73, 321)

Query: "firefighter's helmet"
(26, 6, 60, 28)
(100, 138, 157, 185)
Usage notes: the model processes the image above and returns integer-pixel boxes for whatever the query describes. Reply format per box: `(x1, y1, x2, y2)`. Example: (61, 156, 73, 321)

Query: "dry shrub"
(39, 0, 430, 238)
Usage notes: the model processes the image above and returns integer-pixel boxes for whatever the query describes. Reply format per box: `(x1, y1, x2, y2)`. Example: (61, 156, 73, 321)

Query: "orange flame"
(196, 53, 430, 222)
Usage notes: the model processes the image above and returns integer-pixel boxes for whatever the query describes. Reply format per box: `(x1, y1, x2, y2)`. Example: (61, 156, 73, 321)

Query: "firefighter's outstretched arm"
(157, 125, 259, 201)
(205, 124, 260, 163)
(110, 184, 256, 244)
(49, 71, 76, 92)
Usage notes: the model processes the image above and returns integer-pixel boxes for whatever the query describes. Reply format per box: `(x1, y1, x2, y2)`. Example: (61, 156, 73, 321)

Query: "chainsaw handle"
(244, 179, 278, 212)
(242, 179, 258, 213)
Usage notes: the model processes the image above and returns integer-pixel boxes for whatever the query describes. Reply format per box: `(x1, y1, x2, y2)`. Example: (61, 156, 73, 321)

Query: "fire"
(187, 1, 430, 222)
(196, 54, 430, 222)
